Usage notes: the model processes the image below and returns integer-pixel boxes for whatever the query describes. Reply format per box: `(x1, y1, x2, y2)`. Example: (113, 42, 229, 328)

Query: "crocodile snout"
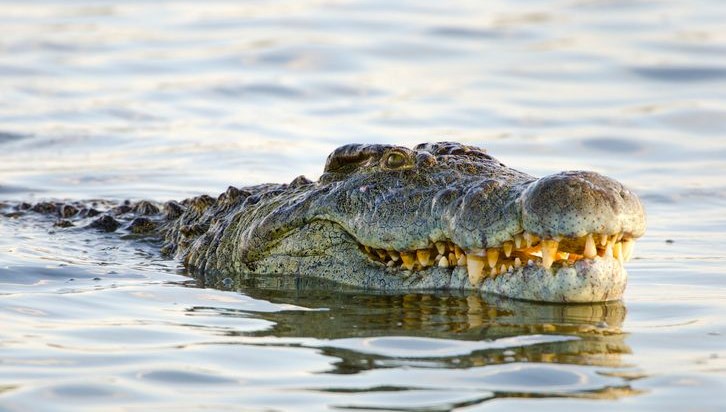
(521, 171, 646, 239)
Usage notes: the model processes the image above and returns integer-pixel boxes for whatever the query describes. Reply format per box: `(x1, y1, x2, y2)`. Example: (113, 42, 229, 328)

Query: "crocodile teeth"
(376, 249, 387, 260)
(600, 233, 609, 246)
(514, 257, 522, 268)
(457, 254, 467, 266)
(438, 256, 449, 268)
(604, 241, 613, 258)
(467, 255, 485, 286)
(514, 234, 523, 249)
(388, 250, 400, 261)
(541, 239, 559, 269)
(503, 242, 513, 257)
(583, 233, 597, 259)
(622, 239, 634, 261)
(490, 267, 497, 277)
(400, 252, 415, 270)
(417, 249, 431, 267)
(486, 248, 499, 268)
(613, 242, 623, 264)
(500, 263, 507, 274)
(435, 242, 446, 255)
(448, 252, 457, 266)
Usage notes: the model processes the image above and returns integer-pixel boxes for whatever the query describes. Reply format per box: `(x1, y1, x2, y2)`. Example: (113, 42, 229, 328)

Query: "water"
(0, 0, 725, 410)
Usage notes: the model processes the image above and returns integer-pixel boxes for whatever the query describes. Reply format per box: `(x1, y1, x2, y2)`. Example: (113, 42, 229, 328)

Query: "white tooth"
(613, 242, 623, 264)
(435, 242, 446, 255)
(604, 242, 613, 258)
(622, 239, 634, 261)
(454, 245, 464, 260)
(507, 264, 513, 273)
(514, 234, 523, 249)
(467, 255, 485, 286)
(401, 252, 415, 270)
(417, 249, 431, 267)
(438, 256, 449, 268)
(389, 250, 400, 261)
(528, 259, 534, 266)
(584, 234, 597, 259)
(514, 257, 522, 268)
(503, 242, 513, 257)
(490, 267, 497, 277)
(541, 239, 559, 269)
(600, 233, 608, 246)
(500, 264, 507, 273)
(457, 254, 467, 266)
(486, 248, 499, 268)
(387, 260, 395, 267)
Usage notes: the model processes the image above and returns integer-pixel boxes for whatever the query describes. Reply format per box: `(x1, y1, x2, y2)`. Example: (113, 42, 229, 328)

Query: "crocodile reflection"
(194, 276, 631, 368)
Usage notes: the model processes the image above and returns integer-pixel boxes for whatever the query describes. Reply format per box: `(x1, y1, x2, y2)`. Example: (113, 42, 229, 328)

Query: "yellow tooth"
(503, 242, 513, 257)
(457, 254, 467, 266)
(600, 233, 608, 246)
(541, 239, 559, 269)
(622, 239, 634, 261)
(448, 252, 457, 266)
(524, 233, 539, 247)
(467, 255, 485, 286)
(435, 242, 446, 255)
(454, 245, 464, 260)
(486, 248, 499, 268)
(613, 242, 623, 264)
(438, 255, 449, 268)
(514, 234, 523, 249)
(514, 257, 522, 268)
(417, 249, 431, 267)
(583, 234, 597, 259)
(490, 267, 497, 277)
(401, 252, 415, 270)
(500, 263, 507, 273)
(376, 249, 387, 260)
(364, 245, 373, 254)
(389, 250, 400, 261)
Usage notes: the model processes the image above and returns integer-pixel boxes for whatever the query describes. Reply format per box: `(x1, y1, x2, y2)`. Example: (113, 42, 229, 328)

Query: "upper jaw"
(354, 170, 645, 302)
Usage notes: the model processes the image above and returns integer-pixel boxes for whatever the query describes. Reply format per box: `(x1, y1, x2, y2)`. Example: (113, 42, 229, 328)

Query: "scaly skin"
(162, 142, 646, 302)
(2, 142, 646, 302)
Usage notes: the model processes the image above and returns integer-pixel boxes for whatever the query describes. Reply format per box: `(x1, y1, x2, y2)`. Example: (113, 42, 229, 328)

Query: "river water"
(0, 1, 725, 411)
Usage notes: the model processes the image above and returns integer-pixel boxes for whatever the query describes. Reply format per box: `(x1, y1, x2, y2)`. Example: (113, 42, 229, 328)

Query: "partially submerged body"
(2, 142, 646, 303)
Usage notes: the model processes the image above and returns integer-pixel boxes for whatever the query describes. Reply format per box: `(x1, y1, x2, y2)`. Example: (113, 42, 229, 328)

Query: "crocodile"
(2, 142, 646, 302)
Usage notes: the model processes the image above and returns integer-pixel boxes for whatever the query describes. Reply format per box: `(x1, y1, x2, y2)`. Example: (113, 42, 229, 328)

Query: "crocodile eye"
(383, 151, 408, 170)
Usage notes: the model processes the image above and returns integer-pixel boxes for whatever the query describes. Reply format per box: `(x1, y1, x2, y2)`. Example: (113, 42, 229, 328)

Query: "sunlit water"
(0, 1, 725, 410)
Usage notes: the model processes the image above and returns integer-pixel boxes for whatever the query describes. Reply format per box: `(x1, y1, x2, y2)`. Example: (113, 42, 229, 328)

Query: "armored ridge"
(1, 142, 646, 303)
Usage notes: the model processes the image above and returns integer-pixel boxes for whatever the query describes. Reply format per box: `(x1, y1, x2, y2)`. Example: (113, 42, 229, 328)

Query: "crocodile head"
(185, 142, 646, 303)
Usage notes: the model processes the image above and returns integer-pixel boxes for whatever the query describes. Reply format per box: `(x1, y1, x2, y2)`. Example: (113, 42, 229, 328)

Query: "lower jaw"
(459, 257, 627, 303)
(386, 256, 626, 303)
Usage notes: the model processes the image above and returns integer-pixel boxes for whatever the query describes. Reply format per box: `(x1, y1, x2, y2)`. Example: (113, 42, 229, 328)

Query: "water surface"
(1, 0, 725, 410)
